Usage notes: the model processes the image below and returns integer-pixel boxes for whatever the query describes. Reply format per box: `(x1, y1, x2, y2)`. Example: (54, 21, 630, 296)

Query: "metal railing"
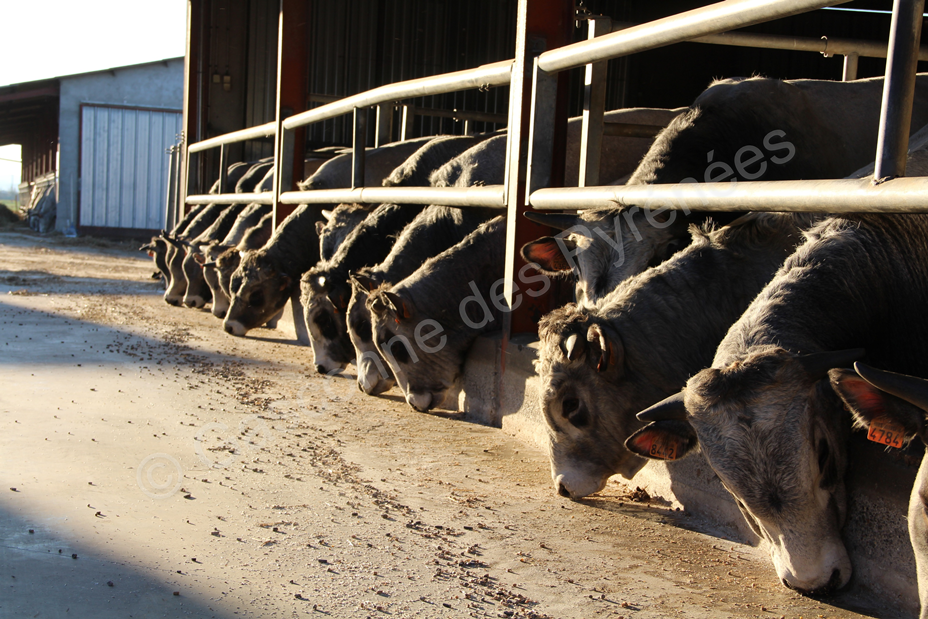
(184, 121, 277, 206)
(527, 0, 926, 214)
(183, 0, 928, 220)
(276, 60, 514, 209)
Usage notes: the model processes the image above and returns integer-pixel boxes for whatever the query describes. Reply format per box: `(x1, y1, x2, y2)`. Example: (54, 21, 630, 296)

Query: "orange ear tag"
(648, 439, 678, 461)
(867, 417, 906, 449)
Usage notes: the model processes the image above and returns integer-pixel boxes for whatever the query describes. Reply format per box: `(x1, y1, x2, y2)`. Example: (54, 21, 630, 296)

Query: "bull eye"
(354, 317, 372, 343)
(314, 310, 339, 340)
(817, 437, 836, 488)
(249, 290, 264, 307)
(735, 498, 764, 537)
(562, 397, 590, 428)
(390, 342, 411, 364)
(231, 277, 243, 294)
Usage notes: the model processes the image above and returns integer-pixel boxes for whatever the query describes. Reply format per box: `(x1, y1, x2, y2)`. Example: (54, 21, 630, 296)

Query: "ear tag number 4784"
(867, 417, 906, 449)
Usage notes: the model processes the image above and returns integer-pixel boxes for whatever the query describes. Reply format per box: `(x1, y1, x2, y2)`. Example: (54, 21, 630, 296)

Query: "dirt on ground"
(0, 228, 902, 618)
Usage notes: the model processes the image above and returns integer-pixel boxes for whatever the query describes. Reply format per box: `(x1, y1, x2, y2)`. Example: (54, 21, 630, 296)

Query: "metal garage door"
(79, 104, 182, 231)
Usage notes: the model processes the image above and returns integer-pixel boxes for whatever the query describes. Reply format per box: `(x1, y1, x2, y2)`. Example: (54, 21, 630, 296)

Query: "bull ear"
(521, 237, 575, 273)
(315, 221, 326, 235)
(383, 291, 413, 321)
(797, 348, 865, 379)
(522, 211, 580, 231)
(194, 253, 206, 264)
(830, 365, 927, 442)
(587, 323, 623, 375)
(278, 273, 292, 292)
(625, 420, 698, 461)
(332, 293, 348, 311)
(350, 273, 377, 293)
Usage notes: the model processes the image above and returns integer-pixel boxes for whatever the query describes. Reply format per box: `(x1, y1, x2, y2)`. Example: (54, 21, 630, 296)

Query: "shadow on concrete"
(0, 504, 238, 618)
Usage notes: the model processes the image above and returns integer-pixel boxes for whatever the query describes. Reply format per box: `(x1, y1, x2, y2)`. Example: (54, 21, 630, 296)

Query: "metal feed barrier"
(180, 0, 928, 336)
(184, 0, 927, 218)
(527, 0, 928, 213)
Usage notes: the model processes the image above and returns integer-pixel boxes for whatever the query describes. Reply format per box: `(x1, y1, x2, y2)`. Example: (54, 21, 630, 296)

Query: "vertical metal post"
(400, 104, 415, 141)
(842, 52, 859, 81)
(502, 0, 573, 339)
(579, 16, 611, 187)
(463, 119, 472, 136)
(164, 146, 177, 231)
(526, 58, 559, 196)
(874, 0, 925, 180)
(273, 0, 309, 228)
(375, 103, 393, 147)
(218, 144, 228, 193)
(352, 107, 368, 188)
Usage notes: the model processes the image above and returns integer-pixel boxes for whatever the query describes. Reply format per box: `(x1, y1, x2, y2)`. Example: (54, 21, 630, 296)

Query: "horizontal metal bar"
(612, 20, 928, 60)
(529, 176, 928, 213)
(539, 0, 848, 74)
(185, 193, 275, 205)
(278, 185, 507, 208)
(188, 122, 277, 154)
(309, 94, 509, 125)
(283, 61, 513, 131)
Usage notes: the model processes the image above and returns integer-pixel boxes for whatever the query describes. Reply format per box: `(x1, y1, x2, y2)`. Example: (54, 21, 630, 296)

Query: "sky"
(0, 1, 188, 192)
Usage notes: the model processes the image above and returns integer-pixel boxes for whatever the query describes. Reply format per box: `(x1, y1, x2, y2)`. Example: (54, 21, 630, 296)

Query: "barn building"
(0, 58, 184, 235)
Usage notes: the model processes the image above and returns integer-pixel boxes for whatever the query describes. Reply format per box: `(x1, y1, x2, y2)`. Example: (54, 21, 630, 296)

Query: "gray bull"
(829, 363, 928, 619)
(181, 203, 249, 308)
(316, 205, 373, 265)
(348, 204, 497, 395)
(368, 217, 511, 412)
(162, 203, 227, 306)
(140, 203, 209, 286)
(523, 74, 928, 306)
(301, 134, 493, 374)
(301, 203, 425, 373)
(627, 213, 928, 596)
(200, 203, 271, 318)
(215, 211, 275, 303)
(224, 204, 321, 336)
(539, 212, 812, 500)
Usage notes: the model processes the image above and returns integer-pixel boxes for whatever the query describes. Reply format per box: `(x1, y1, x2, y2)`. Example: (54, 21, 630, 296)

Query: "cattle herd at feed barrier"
(141, 73, 928, 613)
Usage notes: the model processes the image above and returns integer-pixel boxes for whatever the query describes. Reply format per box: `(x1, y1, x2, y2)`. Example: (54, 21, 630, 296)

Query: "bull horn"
(522, 211, 581, 231)
(139, 242, 155, 251)
(322, 209, 334, 222)
(797, 348, 865, 378)
(201, 261, 217, 268)
(854, 362, 928, 412)
(163, 235, 184, 248)
(564, 333, 584, 361)
(637, 391, 688, 422)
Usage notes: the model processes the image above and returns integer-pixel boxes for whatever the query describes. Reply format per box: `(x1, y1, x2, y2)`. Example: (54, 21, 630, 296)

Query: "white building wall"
(57, 58, 184, 232)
